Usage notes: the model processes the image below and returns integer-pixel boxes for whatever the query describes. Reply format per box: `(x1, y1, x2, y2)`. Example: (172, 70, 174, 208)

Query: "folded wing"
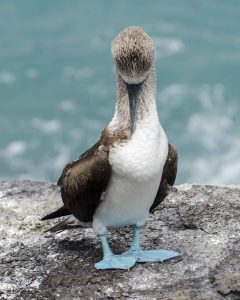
(42, 135, 111, 222)
(150, 144, 178, 211)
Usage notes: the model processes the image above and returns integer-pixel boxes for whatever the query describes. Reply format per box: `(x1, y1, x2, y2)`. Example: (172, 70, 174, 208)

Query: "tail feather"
(41, 206, 71, 220)
(43, 215, 87, 233)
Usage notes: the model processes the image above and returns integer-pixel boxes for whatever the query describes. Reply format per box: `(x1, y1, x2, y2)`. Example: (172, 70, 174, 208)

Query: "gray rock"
(0, 181, 240, 300)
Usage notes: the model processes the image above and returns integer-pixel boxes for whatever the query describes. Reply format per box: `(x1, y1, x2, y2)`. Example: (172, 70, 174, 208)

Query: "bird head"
(111, 26, 155, 134)
(111, 26, 155, 85)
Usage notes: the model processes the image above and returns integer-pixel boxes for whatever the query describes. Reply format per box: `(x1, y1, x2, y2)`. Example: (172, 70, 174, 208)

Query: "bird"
(42, 26, 180, 270)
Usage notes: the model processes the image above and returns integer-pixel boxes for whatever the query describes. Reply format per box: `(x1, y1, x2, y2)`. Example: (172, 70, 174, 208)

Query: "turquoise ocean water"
(0, 1, 240, 184)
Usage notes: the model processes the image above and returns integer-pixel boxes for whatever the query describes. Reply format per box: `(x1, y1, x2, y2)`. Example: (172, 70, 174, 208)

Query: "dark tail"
(41, 206, 71, 220)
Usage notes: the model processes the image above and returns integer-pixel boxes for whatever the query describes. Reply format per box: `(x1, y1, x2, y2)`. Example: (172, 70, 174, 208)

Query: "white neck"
(108, 66, 159, 134)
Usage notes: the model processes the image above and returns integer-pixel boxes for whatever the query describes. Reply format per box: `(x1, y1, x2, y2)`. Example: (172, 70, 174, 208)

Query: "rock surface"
(0, 181, 240, 300)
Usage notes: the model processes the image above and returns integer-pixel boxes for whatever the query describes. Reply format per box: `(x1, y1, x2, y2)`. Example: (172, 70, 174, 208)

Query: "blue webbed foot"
(121, 249, 181, 263)
(95, 255, 137, 270)
(96, 233, 136, 270)
(123, 225, 181, 263)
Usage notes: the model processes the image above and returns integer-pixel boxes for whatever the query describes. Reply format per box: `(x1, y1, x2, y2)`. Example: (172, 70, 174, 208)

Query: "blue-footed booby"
(42, 26, 180, 270)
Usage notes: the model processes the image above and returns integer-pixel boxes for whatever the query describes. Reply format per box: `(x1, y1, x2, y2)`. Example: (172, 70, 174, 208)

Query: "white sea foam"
(60, 99, 75, 112)
(81, 118, 104, 131)
(63, 66, 94, 81)
(154, 37, 185, 58)
(156, 22, 178, 33)
(0, 71, 16, 85)
(90, 36, 106, 48)
(87, 83, 110, 98)
(185, 140, 240, 184)
(26, 68, 39, 79)
(31, 118, 61, 134)
(158, 83, 239, 185)
(187, 112, 232, 151)
(186, 84, 234, 152)
(158, 84, 189, 120)
(158, 84, 188, 106)
(53, 144, 70, 170)
(1, 141, 27, 157)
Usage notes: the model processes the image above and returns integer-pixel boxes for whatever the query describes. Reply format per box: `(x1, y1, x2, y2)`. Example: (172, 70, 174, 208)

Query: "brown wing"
(41, 131, 111, 223)
(57, 139, 111, 223)
(150, 144, 178, 212)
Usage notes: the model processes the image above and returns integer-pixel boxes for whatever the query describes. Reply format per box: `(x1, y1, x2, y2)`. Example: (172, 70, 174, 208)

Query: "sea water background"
(0, 1, 240, 184)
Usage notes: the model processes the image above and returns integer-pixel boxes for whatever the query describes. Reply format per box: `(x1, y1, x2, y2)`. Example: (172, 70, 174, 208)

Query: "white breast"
(93, 108, 168, 235)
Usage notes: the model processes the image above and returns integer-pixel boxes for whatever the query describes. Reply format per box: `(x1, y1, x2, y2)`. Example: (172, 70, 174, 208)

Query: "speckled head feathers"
(112, 26, 155, 84)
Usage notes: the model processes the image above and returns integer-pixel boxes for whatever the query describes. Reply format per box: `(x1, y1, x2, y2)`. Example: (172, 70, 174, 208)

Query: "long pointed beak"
(126, 83, 142, 135)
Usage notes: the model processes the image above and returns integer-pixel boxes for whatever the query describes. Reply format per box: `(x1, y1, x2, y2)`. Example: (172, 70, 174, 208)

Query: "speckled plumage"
(112, 26, 155, 84)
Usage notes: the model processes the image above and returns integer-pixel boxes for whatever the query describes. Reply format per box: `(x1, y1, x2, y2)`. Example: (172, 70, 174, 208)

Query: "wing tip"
(41, 206, 71, 221)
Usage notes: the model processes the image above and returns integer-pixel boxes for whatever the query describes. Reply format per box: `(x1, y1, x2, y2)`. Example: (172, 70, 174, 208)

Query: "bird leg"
(95, 233, 137, 270)
(120, 225, 181, 263)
